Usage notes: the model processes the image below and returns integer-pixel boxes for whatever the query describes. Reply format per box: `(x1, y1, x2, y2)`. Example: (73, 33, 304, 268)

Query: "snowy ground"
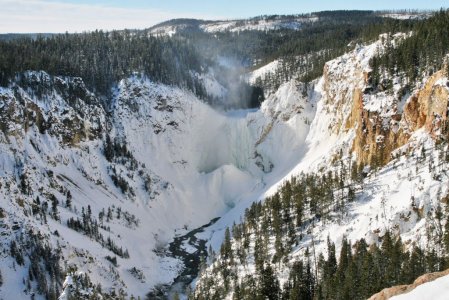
(1, 31, 446, 299)
(0, 68, 315, 298)
(246, 60, 281, 85)
(149, 16, 318, 36)
(391, 273, 449, 300)
(192, 33, 449, 299)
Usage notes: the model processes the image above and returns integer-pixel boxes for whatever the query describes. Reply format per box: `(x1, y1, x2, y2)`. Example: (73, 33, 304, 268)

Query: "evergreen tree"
(259, 264, 280, 300)
(221, 227, 233, 261)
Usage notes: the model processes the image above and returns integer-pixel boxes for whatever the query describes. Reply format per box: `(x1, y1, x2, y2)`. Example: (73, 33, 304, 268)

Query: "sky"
(0, 0, 447, 33)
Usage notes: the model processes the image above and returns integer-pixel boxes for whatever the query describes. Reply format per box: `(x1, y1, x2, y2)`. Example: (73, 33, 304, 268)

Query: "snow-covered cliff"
(193, 33, 449, 299)
(1, 29, 449, 299)
(0, 65, 314, 298)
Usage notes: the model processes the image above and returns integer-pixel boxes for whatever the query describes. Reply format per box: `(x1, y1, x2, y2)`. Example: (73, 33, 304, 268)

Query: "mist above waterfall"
(200, 55, 265, 111)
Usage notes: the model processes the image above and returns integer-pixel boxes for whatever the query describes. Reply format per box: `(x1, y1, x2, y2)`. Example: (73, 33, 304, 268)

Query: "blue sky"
(45, 0, 449, 17)
(0, 0, 447, 33)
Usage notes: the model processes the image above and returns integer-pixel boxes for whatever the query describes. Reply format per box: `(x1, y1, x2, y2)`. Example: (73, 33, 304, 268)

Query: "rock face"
(403, 70, 449, 134)
(317, 37, 449, 168)
(368, 268, 449, 300)
(352, 70, 449, 167)
(312, 32, 449, 169)
(0, 71, 105, 146)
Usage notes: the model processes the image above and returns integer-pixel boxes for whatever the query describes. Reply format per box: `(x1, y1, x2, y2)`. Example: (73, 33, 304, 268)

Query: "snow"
(199, 18, 313, 33)
(182, 243, 197, 255)
(2, 31, 448, 299)
(194, 78, 318, 251)
(111, 74, 317, 295)
(435, 77, 449, 90)
(284, 38, 435, 242)
(381, 13, 431, 20)
(247, 60, 281, 85)
(0, 67, 316, 298)
(109, 75, 315, 295)
(196, 70, 228, 99)
(194, 33, 449, 298)
(293, 130, 445, 260)
(149, 25, 185, 37)
(391, 274, 449, 300)
(149, 16, 317, 36)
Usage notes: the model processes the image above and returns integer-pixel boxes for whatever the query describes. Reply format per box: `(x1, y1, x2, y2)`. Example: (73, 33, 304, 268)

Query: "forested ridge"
(370, 9, 449, 90)
(0, 31, 206, 98)
(0, 10, 420, 103)
(176, 11, 418, 90)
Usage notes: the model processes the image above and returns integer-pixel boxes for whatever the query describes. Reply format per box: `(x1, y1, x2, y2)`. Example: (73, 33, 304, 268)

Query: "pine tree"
(259, 264, 280, 300)
(65, 191, 72, 209)
(221, 227, 233, 261)
(322, 236, 337, 299)
(51, 195, 59, 221)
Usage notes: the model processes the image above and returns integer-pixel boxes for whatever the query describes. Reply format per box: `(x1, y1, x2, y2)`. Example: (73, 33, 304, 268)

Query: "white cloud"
(0, 0, 222, 33)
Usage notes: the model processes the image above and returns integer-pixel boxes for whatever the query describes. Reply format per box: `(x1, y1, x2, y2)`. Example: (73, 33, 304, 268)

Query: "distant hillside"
(0, 33, 54, 41)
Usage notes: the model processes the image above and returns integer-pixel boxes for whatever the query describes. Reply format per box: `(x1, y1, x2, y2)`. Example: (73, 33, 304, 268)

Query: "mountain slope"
(0, 9, 447, 300)
(193, 31, 449, 300)
(0, 66, 315, 299)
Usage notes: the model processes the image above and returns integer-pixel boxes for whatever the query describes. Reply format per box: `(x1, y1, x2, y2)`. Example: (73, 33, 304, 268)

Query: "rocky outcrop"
(350, 70, 449, 168)
(316, 34, 448, 169)
(350, 88, 409, 167)
(368, 268, 449, 300)
(402, 70, 449, 135)
(0, 72, 105, 145)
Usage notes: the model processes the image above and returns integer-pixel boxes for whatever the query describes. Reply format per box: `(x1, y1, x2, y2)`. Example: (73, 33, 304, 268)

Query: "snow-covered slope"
(200, 35, 401, 239)
(247, 60, 281, 85)
(149, 16, 317, 36)
(0, 67, 315, 298)
(193, 33, 449, 299)
(381, 12, 431, 20)
(390, 273, 449, 300)
(199, 17, 317, 33)
(2, 26, 448, 299)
